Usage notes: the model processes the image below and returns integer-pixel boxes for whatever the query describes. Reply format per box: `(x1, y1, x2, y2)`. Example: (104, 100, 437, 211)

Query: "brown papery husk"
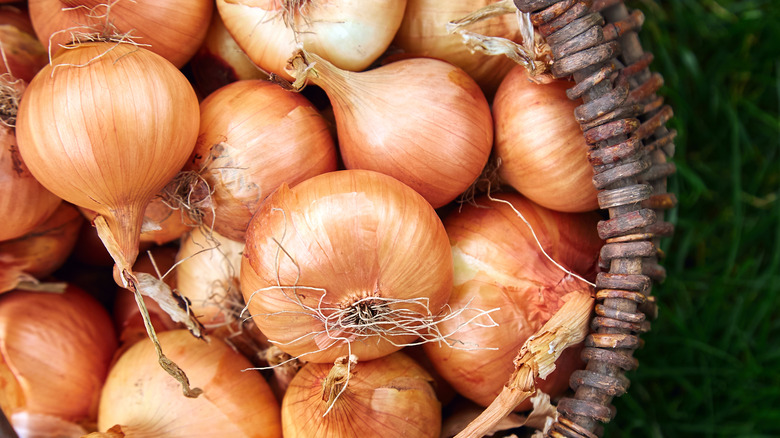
(97, 330, 282, 438)
(0, 285, 118, 432)
(286, 50, 493, 209)
(423, 193, 603, 410)
(282, 351, 441, 438)
(241, 170, 454, 364)
(28, 0, 214, 68)
(0, 202, 83, 294)
(216, 0, 406, 80)
(185, 79, 337, 242)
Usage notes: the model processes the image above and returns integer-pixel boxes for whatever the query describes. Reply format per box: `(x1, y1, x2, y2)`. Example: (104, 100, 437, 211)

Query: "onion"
(0, 5, 48, 83)
(216, 0, 406, 79)
(0, 285, 118, 436)
(241, 169, 453, 363)
(0, 77, 62, 242)
(282, 352, 440, 438)
(423, 193, 603, 409)
(393, 0, 522, 99)
(287, 51, 493, 208)
(0, 202, 82, 294)
(188, 11, 268, 97)
(183, 79, 337, 242)
(28, 0, 213, 68)
(493, 66, 599, 212)
(97, 329, 282, 438)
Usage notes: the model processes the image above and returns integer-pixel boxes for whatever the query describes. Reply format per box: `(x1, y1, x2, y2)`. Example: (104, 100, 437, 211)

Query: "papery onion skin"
(0, 285, 118, 426)
(241, 170, 453, 363)
(282, 352, 441, 438)
(28, 0, 213, 68)
(493, 66, 599, 212)
(216, 0, 406, 79)
(0, 5, 48, 83)
(393, 0, 522, 99)
(298, 53, 493, 208)
(98, 329, 282, 438)
(424, 193, 603, 409)
(0, 202, 82, 294)
(188, 79, 337, 242)
(15, 41, 200, 272)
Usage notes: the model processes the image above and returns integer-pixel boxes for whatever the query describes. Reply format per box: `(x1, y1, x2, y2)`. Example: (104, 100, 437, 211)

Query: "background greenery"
(603, 1, 780, 436)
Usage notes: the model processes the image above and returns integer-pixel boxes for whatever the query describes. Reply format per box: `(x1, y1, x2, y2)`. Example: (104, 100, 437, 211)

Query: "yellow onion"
(0, 202, 83, 294)
(288, 51, 493, 208)
(241, 170, 453, 363)
(184, 79, 337, 242)
(0, 77, 62, 242)
(493, 66, 599, 212)
(0, 5, 48, 83)
(189, 11, 269, 97)
(16, 41, 200, 277)
(393, 0, 522, 99)
(0, 285, 118, 436)
(424, 193, 603, 409)
(282, 351, 441, 438)
(28, 0, 213, 68)
(97, 329, 282, 438)
(216, 0, 406, 79)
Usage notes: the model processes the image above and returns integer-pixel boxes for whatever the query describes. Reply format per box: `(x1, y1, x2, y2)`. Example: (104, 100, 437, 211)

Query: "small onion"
(97, 329, 282, 438)
(288, 51, 493, 208)
(0, 285, 118, 436)
(185, 79, 337, 242)
(0, 5, 48, 83)
(28, 0, 214, 68)
(493, 66, 599, 212)
(0, 202, 83, 294)
(423, 193, 603, 409)
(282, 352, 441, 438)
(241, 170, 453, 363)
(216, 0, 406, 79)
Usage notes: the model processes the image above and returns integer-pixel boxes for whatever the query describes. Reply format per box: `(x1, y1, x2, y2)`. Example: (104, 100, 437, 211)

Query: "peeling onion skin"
(0, 285, 118, 428)
(493, 66, 600, 212)
(241, 170, 454, 363)
(28, 0, 214, 68)
(188, 79, 337, 242)
(282, 352, 441, 438)
(97, 330, 282, 438)
(424, 193, 603, 409)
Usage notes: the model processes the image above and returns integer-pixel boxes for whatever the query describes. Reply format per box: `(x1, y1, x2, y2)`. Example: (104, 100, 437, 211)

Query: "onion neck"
(93, 203, 144, 287)
(286, 50, 352, 103)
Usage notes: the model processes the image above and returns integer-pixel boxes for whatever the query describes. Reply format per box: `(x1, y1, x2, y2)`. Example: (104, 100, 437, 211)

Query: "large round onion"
(241, 170, 453, 363)
(424, 193, 603, 409)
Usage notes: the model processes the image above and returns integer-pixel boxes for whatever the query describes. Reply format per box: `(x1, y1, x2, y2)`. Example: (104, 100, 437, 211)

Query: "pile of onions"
(96, 329, 282, 438)
(0, 5, 48, 83)
(0, 285, 118, 437)
(493, 65, 599, 212)
(282, 352, 440, 437)
(287, 50, 493, 208)
(241, 169, 453, 363)
(0, 202, 83, 294)
(184, 79, 337, 242)
(393, 0, 522, 98)
(28, 0, 213, 68)
(216, 0, 406, 79)
(423, 193, 603, 409)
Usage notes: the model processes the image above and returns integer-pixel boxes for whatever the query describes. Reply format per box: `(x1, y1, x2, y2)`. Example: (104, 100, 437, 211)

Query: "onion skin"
(241, 170, 453, 363)
(188, 79, 337, 242)
(28, 0, 213, 68)
(216, 0, 406, 79)
(0, 285, 118, 428)
(493, 66, 599, 212)
(393, 0, 522, 99)
(423, 193, 603, 409)
(282, 352, 441, 438)
(15, 41, 200, 272)
(295, 52, 493, 208)
(97, 330, 282, 438)
(0, 5, 48, 83)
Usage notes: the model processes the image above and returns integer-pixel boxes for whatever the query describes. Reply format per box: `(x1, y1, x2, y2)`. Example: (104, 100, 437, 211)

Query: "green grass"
(602, 1, 780, 437)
